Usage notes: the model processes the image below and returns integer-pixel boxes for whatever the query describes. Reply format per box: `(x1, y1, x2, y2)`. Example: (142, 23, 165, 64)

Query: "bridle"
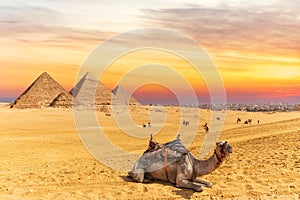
(214, 146, 230, 167)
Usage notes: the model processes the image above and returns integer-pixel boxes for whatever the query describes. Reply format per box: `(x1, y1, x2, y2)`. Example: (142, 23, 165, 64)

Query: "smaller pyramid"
(70, 72, 112, 107)
(11, 72, 69, 108)
(50, 91, 74, 108)
(112, 85, 140, 106)
(70, 72, 99, 97)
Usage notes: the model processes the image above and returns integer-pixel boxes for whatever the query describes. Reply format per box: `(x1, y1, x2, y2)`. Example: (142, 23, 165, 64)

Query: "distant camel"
(128, 135, 233, 192)
(243, 119, 252, 125)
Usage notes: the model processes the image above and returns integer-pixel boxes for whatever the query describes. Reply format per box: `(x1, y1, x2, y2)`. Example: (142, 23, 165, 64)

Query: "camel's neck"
(192, 151, 222, 177)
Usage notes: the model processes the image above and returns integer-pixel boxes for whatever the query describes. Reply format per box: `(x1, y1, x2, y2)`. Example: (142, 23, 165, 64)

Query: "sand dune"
(0, 106, 299, 199)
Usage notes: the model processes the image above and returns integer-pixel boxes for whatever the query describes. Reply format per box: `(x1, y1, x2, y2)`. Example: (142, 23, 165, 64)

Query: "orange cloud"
(1, 2, 299, 104)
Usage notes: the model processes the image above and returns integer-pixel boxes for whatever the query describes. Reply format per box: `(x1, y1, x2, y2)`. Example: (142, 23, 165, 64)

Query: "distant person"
(148, 122, 151, 127)
(258, 120, 260, 124)
(183, 120, 189, 126)
(204, 126, 209, 132)
(202, 122, 209, 132)
(248, 118, 252, 125)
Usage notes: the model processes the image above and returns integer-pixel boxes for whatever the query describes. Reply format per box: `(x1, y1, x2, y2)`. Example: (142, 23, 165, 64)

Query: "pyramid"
(111, 85, 140, 106)
(70, 72, 112, 107)
(11, 72, 70, 108)
(50, 91, 74, 108)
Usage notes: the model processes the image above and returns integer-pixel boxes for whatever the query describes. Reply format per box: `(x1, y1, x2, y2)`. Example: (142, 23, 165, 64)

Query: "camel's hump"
(163, 139, 188, 154)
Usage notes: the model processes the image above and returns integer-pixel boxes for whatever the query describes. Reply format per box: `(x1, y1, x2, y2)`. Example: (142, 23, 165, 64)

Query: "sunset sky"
(0, 0, 299, 104)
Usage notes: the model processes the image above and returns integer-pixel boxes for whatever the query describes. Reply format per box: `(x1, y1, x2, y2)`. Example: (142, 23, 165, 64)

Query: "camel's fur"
(128, 137, 233, 192)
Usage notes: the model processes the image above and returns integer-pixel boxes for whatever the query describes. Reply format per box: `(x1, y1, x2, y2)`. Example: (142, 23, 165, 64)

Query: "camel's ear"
(216, 141, 226, 146)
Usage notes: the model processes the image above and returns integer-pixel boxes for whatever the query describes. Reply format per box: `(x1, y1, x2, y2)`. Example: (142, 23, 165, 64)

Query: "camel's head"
(215, 141, 233, 161)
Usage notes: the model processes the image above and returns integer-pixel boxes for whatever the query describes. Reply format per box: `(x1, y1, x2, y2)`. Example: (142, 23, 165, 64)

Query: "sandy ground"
(0, 105, 299, 199)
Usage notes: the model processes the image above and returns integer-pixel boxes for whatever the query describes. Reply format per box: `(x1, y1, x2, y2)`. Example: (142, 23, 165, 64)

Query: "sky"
(0, 0, 299, 104)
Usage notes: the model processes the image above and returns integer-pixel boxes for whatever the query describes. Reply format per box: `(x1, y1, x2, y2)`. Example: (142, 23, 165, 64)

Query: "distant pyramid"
(11, 72, 70, 108)
(70, 72, 112, 107)
(50, 91, 74, 108)
(111, 85, 140, 106)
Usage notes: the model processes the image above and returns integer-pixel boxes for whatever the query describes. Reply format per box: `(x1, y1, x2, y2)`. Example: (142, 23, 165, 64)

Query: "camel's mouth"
(228, 147, 233, 154)
(225, 144, 233, 154)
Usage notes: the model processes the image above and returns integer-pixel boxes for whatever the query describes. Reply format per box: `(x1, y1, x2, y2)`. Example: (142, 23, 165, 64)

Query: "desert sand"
(0, 104, 299, 199)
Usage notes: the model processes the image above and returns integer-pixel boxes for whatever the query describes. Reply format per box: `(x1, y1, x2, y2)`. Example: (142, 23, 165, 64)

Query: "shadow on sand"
(120, 175, 196, 199)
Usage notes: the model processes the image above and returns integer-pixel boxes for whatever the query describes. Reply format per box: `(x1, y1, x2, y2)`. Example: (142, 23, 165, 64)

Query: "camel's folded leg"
(192, 179, 213, 188)
(128, 160, 144, 183)
(176, 179, 203, 192)
(128, 168, 144, 183)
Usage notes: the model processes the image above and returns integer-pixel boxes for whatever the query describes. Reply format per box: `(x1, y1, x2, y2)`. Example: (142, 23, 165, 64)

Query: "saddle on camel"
(128, 134, 233, 192)
(129, 134, 188, 183)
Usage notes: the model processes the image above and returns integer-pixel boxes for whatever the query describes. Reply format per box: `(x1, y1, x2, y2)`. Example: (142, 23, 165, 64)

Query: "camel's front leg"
(193, 179, 213, 188)
(176, 179, 203, 192)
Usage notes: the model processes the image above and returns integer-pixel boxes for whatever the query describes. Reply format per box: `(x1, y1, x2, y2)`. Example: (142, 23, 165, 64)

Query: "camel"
(128, 135, 233, 192)
(244, 119, 252, 125)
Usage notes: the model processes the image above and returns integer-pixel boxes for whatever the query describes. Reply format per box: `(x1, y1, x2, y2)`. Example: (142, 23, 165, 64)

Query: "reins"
(163, 148, 169, 182)
(214, 149, 224, 167)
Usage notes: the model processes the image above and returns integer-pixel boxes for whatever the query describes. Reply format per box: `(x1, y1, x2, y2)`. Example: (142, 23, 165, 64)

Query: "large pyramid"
(111, 85, 140, 106)
(50, 91, 74, 108)
(70, 72, 112, 107)
(11, 72, 70, 108)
